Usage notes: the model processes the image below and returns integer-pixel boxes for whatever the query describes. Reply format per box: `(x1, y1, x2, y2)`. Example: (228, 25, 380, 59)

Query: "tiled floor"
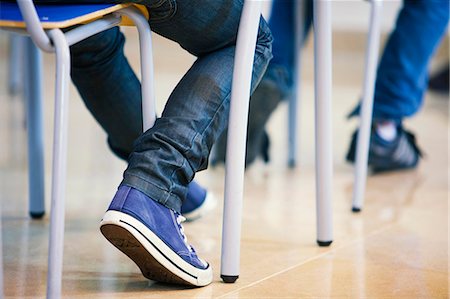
(0, 29, 448, 298)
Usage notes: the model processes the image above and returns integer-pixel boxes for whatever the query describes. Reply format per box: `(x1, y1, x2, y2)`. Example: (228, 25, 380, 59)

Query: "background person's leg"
(371, 0, 449, 122)
(214, 0, 314, 167)
(70, 27, 142, 159)
(347, 0, 449, 172)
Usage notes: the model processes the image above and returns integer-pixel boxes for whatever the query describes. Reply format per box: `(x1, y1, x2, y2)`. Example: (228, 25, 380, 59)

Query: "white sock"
(375, 121, 397, 142)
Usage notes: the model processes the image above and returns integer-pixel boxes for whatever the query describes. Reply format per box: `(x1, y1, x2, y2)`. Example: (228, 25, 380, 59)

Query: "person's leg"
(71, 0, 272, 286)
(269, 0, 297, 82)
(70, 27, 141, 158)
(242, 0, 298, 166)
(372, 0, 449, 122)
(347, 0, 449, 172)
(214, 0, 313, 166)
(70, 27, 211, 219)
(119, 0, 272, 212)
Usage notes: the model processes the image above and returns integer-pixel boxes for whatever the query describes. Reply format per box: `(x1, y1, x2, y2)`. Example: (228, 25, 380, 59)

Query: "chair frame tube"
(16, 0, 53, 52)
(8, 3, 156, 298)
(46, 28, 70, 299)
(352, 0, 383, 212)
(313, 0, 333, 246)
(8, 34, 25, 95)
(24, 38, 46, 218)
(116, 7, 156, 130)
(64, 15, 121, 46)
(288, 0, 306, 168)
(220, 0, 262, 282)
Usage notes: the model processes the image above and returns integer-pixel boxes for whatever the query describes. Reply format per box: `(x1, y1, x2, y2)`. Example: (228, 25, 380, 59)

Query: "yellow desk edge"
(0, 4, 149, 29)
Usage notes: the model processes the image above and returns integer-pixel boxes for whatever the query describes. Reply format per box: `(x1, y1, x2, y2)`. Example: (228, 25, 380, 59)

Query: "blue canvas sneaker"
(346, 126, 422, 173)
(183, 181, 216, 222)
(100, 186, 213, 286)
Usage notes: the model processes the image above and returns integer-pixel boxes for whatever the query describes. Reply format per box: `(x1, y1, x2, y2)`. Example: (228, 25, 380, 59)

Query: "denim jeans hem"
(347, 103, 406, 126)
(121, 174, 182, 213)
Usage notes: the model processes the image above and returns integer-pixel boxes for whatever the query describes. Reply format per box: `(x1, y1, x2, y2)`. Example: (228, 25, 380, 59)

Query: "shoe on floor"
(346, 125, 422, 173)
(428, 65, 449, 94)
(100, 185, 213, 286)
(183, 181, 216, 222)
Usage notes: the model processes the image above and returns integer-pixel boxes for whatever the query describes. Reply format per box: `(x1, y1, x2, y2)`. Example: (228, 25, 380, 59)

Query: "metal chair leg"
(351, 0, 383, 212)
(45, 29, 70, 299)
(220, 0, 262, 283)
(24, 37, 45, 219)
(313, 0, 333, 247)
(0, 200, 3, 299)
(8, 34, 25, 95)
(288, 0, 306, 168)
(288, 81, 299, 167)
(117, 7, 156, 131)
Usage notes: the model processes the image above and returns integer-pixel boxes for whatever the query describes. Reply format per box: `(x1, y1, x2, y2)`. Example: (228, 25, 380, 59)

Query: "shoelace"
(176, 213, 193, 253)
(175, 213, 208, 268)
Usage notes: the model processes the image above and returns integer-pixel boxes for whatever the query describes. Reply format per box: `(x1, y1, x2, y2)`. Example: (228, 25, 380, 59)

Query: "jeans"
(369, 0, 449, 122)
(268, 0, 313, 95)
(266, 0, 448, 123)
(213, 0, 312, 165)
(69, 0, 273, 212)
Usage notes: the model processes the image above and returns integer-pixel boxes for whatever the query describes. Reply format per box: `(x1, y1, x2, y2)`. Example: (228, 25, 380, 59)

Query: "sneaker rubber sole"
(100, 210, 213, 287)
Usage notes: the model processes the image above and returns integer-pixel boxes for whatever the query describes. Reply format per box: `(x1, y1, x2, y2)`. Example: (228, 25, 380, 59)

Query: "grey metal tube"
(24, 38, 46, 218)
(116, 7, 156, 130)
(8, 34, 25, 95)
(220, 0, 262, 281)
(352, 0, 383, 212)
(17, 0, 53, 52)
(64, 15, 122, 47)
(313, 0, 333, 245)
(45, 28, 70, 299)
(288, 0, 306, 168)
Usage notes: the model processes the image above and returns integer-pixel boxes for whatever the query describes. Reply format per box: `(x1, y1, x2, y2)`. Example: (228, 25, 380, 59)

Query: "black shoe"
(346, 126, 422, 173)
(428, 64, 449, 94)
(211, 129, 271, 167)
(212, 79, 282, 167)
(260, 130, 270, 163)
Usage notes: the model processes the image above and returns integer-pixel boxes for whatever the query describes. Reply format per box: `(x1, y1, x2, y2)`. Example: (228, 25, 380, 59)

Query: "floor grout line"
(216, 224, 394, 298)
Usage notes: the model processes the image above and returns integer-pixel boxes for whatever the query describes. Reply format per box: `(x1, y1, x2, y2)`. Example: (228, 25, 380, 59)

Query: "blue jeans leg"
(70, 27, 142, 159)
(269, 0, 313, 92)
(372, 0, 449, 122)
(123, 0, 273, 212)
(214, 0, 313, 165)
(71, 0, 273, 213)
